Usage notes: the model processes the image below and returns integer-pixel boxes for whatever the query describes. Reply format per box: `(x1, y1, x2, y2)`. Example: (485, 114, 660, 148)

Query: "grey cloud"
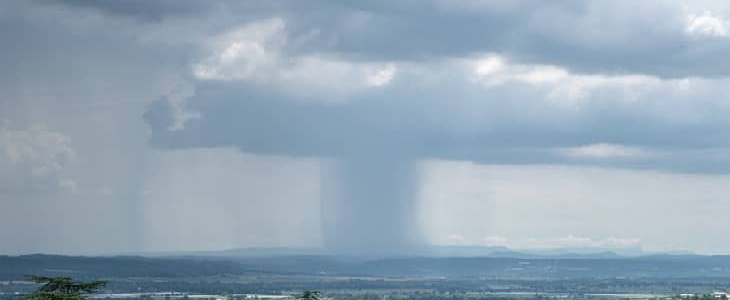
(141, 74, 730, 253)
(142, 97, 179, 133)
(0, 124, 77, 195)
(37, 0, 730, 77)
(320, 0, 729, 78)
(7, 0, 730, 255)
(143, 78, 730, 173)
(255, 0, 730, 78)
(35, 0, 218, 21)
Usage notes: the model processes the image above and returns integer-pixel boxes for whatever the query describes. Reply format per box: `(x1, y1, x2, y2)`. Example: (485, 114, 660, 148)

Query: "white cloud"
(96, 187, 114, 196)
(471, 54, 568, 86)
(164, 86, 200, 132)
(443, 233, 642, 250)
(193, 19, 399, 101)
(467, 54, 659, 108)
(686, 11, 729, 37)
(562, 143, 650, 159)
(473, 55, 506, 77)
(481, 235, 641, 250)
(57, 179, 78, 194)
(447, 234, 467, 245)
(366, 64, 397, 87)
(0, 124, 78, 193)
(193, 18, 285, 81)
(0, 124, 76, 177)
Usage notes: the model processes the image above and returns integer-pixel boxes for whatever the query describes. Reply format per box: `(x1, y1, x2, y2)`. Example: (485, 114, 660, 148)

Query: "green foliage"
(297, 291, 321, 300)
(21, 276, 107, 300)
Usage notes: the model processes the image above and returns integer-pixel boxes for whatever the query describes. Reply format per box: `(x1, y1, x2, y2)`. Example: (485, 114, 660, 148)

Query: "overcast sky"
(3, 0, 730, 255)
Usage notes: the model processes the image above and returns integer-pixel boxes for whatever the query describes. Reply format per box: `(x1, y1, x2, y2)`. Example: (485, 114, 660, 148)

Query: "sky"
(2, 0, 730, 255)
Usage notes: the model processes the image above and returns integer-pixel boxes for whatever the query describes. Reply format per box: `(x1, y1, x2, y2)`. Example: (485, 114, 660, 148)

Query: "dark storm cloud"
(284, 0, 730, 78)
(39, 0, 730, 78)
(143, 80, 730, 173)
(35, 0, 218, 20)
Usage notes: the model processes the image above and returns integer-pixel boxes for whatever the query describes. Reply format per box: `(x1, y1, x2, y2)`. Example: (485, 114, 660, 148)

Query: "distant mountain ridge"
(129, 245, 686, 260)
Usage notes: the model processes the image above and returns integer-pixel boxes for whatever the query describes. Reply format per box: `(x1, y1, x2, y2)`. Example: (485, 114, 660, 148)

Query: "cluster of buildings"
(92, 293, 291, 300)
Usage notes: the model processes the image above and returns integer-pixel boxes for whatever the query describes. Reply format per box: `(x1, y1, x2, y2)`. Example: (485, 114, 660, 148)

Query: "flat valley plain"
(3, 254, 730, 300)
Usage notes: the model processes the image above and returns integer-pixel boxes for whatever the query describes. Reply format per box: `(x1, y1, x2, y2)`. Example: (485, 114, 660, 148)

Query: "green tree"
(22, 276, 107, 300)
(297, 291, 321, 300)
